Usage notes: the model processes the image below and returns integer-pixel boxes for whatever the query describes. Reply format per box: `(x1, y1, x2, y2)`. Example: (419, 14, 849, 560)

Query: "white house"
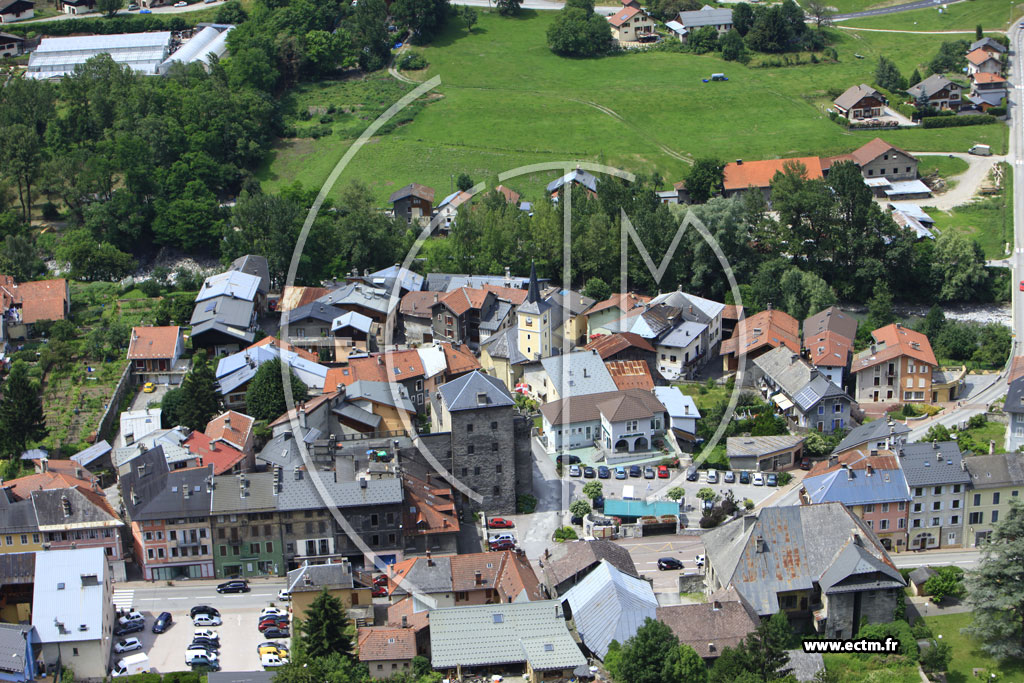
(522, 350, 617, 404)
(539, 388, 667, 459)
(655, 321, 706, 381)
(653, 386, 700, 441)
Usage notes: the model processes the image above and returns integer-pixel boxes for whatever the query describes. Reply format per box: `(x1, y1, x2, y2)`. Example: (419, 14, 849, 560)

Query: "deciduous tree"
(616, 618, 680, 683)
(178, 350, 220, 431)
(686, 158, 723, 203)
(244, 357, 310, 422)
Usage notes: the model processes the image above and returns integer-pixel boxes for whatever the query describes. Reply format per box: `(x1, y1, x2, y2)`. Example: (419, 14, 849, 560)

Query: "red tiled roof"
(723, 157, 824, 191)
(439, 287, 490, 316)
(0, 278, 68, 324)
(483, 284, 529, 305)
(720, 309, 800, 357)
(278, 286, 331, 313)
(248, 336, 318, 362)
(722, 304, 744, 320)
(127, 326, 180, 360)
(403, 473, 459, 537)
(400, 291, 437, 318)
(608, 4, 641, 26)
(973, 72, 1006, 84)
(588, 292, 651, 315)
(967, 48, 998, 65)
(807, 449, 901, 477)
(493, 185, 521, 205)
(205, 411, 254, 452)
(357, 628, 417, 662)
(450, 553, 503, 592)
(386, 597, 429, 633)
(325, 350, 426, 389)
(585, 332, 655, 359)
(848, 138, 915, 167)
(3, 471, 94, 501)
(605, 359, 655, 391)
(1009, 356, 1024, 384)
(182, 431, 247, 475)
(440, 342, 481, 376)
(495, 549, 544, 602)
(805, 331, 852, 368)
(851, 323, 936, 373)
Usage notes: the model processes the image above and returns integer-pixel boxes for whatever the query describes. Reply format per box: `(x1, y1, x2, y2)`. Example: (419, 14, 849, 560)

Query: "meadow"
(841, 0, 1024, 31)
(258, 11, 1009, 204)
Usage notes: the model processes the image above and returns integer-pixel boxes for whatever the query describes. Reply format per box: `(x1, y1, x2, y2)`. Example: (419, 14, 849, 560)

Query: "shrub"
(744, 498, 754, 510)
(553, 526, 578, 541)
(921, 114, 998, 128)
(399, 51, 428, 70)
(41, 202, 60, 220)
(777, 472, 792, 486)
(516, 493, 537, 514)
(989, 105, 1007, 117)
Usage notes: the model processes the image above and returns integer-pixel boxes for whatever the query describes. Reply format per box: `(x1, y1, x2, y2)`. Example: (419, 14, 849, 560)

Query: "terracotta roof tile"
(0, 278, 68, 323)
(851, 323, 936, 373)
(588, 293, 651, 315)
(723, 157, 823, 191)
(585, 332, 655, 359)
(483, 285, 529, 305)
(967, 48, 998, 65)
(440, 342, 481, 376)
(450, 553, 503, 592)
(325, 351, 426, 390)
(1009, 356, 1024, 384)
(973, 72, 1006, 84)
(183, 431, 247, 475)
(279, 286, 331, 313)
(720, 309, 800, 357)
(400, 291, 437, 318)
(127, 326, 180, 360)
(3, 471, 94, 501)
(807, 448, 901, 477)
(205, 411, 254, 452)
(722, 304, 744, 320)
(386, 597, 429, 632)
(493, 185, 521, 205)
(805, 331, 852, 368)
(608, 4, 641, 26)
(357, 627, 417, 662)
(849, 138, 914, 167)
(439, 287, 490, 316)
(403, 473, 459, 537)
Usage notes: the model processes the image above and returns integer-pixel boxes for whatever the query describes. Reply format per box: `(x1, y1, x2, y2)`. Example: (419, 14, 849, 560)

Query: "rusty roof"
(357, 627, 417, 662)
(584, 332, 655, 359)
(605, 360, 655, 391)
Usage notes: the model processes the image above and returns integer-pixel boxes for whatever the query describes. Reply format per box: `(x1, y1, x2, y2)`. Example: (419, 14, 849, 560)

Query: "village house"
(967, 47, 1001, 75)
(832, 84, 886, 120)
(286, 562, 373, 622)
(539, 388, 667, 458)
(703, 504, 905, 638)
(657, 587, 760, 662)
(653, 386, 700, 445)
(752, 347, 852, 434)
(0, 31, 24, 56)
(522, 350, 617, 403)
(726, 435, 805, 472)
(358, 627, 418, 679)
(402, 473, 460, 555)
(389, 184, 435, 225)
(541, 538, 639, 598)
(0, 276, 69, 340)
(826, 138, 919, 182)
(331, 311, 378, 362)
(607, 4, 657, 45)
(963, 452, 1024, 546)
(969, 36, 1005, 58)
(673, 5, 733, 40)
(970, 72, 1007, 109)
(127, 326, 187, 386)
(804, 332, 852, 388)
(851, 323, 937, 404)
(399, 290, 437, 345)
(833, 418, 909, 458)
(722, 157, 825, 205)
(907, 74, 962, 110)
(542, 287, 595, 350)
(430, 285, 527, 348)
(802, 450, 911, 551)
(585, 292, 651, 336)
(900, 441, 971, 550)
(719, 307, 800, 372)
(0, 0, 33, 22)
(209, 471, 285, 578)
(546, 168, 598, 202)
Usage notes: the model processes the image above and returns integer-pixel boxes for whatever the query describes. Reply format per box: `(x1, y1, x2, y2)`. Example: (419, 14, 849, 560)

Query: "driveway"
(913, 151, 1007, 211)
(833, 0, 964, 21)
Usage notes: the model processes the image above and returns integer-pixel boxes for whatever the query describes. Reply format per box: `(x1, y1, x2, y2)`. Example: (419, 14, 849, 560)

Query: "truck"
(622, 485, 636, 501)
(111, 653, 149, 677)
(969, 144, 992, 156)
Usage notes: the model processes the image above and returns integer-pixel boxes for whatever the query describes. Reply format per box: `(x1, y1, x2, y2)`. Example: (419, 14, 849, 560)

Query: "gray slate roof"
(803, 306, 858, 342)
(31, 487, 121, 529)
(703, 504, 904, 616)
(898, 441, 971, 487)
(0, 623, 34, 675)
(559, 560, 658, 659)
(392, 556, 453, 595)
(676, 5, 732, 27)
(287, 562, 355, 593)
(423, 273, 532, 293)
(835, 419, 909, 453)
(190, 294, 255, 328)
(753, 346, 849, 413)
(540, 351, 617, 398)
(726, 434, 805, 457)
(348, 380, 415, 413)
(229, 255, 270, 294)
(120, 448, 214, 522)
(0, 493, 38, 533)
(970, 37, 1006, 53)
(963, 452, 1024, 489)
(480, 327, 529, 365)
(275, 469, 403, 511)
(71, 440, 111, 467)
(438, 370, 514, 412)
(256, 431, 308, 470)
(1005, 376, 1024, 414)
(429, 600, 586, 671)
(908, 74, 957, 99)
(287, 301, 345, 325)
(316, 283, 395, 316)
(211, 472, 279, 513)
(544, 539, 640, 587)
(0, 552, 35, 584)
(833, 84, 883, 112)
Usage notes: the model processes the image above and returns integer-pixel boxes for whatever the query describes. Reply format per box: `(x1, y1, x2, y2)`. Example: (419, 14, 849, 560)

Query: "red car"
(488, 518, 514, 529)
(373, 575, 389, 587)
(657, 465, 669, 478)
(258, 619, 289, 633)
(489, 540, 515, 551)
(371, 585, 388, 598)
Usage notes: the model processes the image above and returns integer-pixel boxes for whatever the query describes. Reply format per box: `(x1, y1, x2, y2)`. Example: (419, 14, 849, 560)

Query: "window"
(493, 486, 500, 496)
(951, 499, 960, 509)
(953, 484, 962, 493)
(818, 405, 824, 415)
(974, 494, 982, 506)
(461, 468, 468, 476)
(912, 519, 921, 528)
(898, 518, 905, 529)
(881, 503, 889, 513)
(147, 549, 154, 559)
(969, 512, 983, 524)
(879, 519, 890, 530)
(898, 501, 905, 511)
(250, 543, 260, 555)
(992, 510, 1000, 523)
(467, 444, 474, 455)
(496, 464, 502, 473)
(20, 535, 26, 545)
(491, 421, 498, 430)
(72, 649, 79, 657)
(934, 486, 942, 495)
(491, 442, 498, 452)
(931, 517, 941, 527)
(371, 535, 379, 546)
(950, 515, 959, 525)
(32, 534, 39, 544)
(913, 503, 922, 513)
(932, 501, 942, 511)
(467, 423, 474, 433)
(626, 420, 639, 432)
(371, 514, 379, 526)
(474, 466, 481, 475)
(220, 546, 227, 556)
(994, 492, 1001, 505)
(864, 504, 874, 513)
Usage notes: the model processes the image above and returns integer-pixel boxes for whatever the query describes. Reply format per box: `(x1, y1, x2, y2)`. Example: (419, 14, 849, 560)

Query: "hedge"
(1, 13, 204, 36)
(921, 114, 999, 128)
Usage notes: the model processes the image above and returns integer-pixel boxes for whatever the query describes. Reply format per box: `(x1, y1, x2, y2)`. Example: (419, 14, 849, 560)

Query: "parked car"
(765, 473, 778, 487)
(657, 557, 683, 570)
(371, 586, 388, 598)
(185, 652, 219, 670)
(217, 580, 249, 594)
(629, 465, 642, 478)
(592, 495, 605, 510)
(583, 466, 596, 478)
(488, 517, 515, 529)
(277, 589, 291, 601)
(126, 3, 138, 8)
(752, 473, 765, 486)
(556, 454, 581, 465)
(657, 465, 669, 478)
(193, 614, 222, 627)
(706, 469, 718, 484)
(152, 612, 172, 634)
(173, 1, 187, 6)
(489, 539, 515, 551)
(139, 8, 151, 12)
(739, 471, 750, 485)
(114, 621, 144, 636)
(685, 466, 699, 481)
(373, 575, 389, 587)
(190, 639, 219, 652)
(193, 629, 219, 642)
(570, 515, 583, 526)
(615, 467, 627, 479)
(118, 611, 144, 625)
(723, 471, 735, 484)
(262, 627, 290, 639)
(568, 465, 582, 477)
(592, 518, 614, 527)
(142, 382, 155, 393)
(259, 607, 285, 619)
(190, 606, 220, 619)
(799, 458, 812, 471)
(261, 653, 288, 668)
(114, 638, 143, 654)
(644, 466, 655, 479)
(258, 619, 289, 633)
(597, 466, 611, 479)
(489, 533, 516, 545)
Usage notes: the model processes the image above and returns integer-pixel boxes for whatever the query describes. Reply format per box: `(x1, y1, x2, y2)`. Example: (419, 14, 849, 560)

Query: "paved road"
(449, 0, 619, 13)
(22, 0, 227, 23)
(834, 0, 961, 21)
(889, 548, 981, 569)
(913, 152, 1007, 211)
(121, 579, 289, 611)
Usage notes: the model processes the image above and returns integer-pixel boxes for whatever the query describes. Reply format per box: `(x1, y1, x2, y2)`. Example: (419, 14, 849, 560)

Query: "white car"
(118, 611, 144, 625)
(173, 1, 187, 5)
(568, 465, 581, 477)
(752, 473, 765, 486)
(259, 607, 285, 619)
(193, 614, 222, 627)
(114, 638, 142, 654)
(261, 653, 288, 668)
(277, 589, 291, 602)
(706, 470, 719, 484)
(193, 629, 219, 641)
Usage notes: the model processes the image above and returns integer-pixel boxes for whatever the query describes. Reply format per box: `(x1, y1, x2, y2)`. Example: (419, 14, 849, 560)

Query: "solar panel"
(493, 614, 503, 623)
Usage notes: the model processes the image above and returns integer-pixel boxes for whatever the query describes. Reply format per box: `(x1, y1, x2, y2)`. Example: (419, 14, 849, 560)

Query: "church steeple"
(526, 261, 541, 303)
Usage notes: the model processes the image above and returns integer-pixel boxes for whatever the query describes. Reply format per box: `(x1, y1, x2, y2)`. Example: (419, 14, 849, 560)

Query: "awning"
(772, 394, 794, 411)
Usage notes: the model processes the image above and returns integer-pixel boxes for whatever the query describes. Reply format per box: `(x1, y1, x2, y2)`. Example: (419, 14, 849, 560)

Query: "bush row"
(921, 114, 999, 128)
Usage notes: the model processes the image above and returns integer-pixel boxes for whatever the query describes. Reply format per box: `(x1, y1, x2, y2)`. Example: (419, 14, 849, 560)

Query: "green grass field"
(925, 164, 1012, 258)
(918, 155, 969, 179)
(258, 12, 1008, 204)
(821, 653, 921, 682)
(841, 0, 1024, 31)
(925, 613, 1024, 682)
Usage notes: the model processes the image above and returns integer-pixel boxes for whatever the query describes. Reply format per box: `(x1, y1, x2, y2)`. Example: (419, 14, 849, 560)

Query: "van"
(261, 653, 288, 668)
(111, 653, 149, 677)
(969, 144, 992, 156)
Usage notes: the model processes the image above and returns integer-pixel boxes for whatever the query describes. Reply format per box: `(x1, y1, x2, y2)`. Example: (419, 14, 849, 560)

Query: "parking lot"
(615, 535, 706, 597)
(112, 596, 288, 674)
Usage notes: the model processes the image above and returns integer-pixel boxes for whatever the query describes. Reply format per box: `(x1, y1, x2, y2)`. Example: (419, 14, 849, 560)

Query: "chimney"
(224, 414, 231, 429)
(273, 466, 282, 495)
(736, 159, 743, 165)
(866, 465, 873, 476)
(402, 615, 408, 628)
(961, 459, 967, 472)
(989, 440, 995, 455)
(298, 405, 307, 429)
(937, 450, 942, 461)
(475, 571, 482, 586)
(852, 533, 863, 546)
(755, 536, 766, 553)
(41, 459, 48, 473)
(828, 454, 838, 467)
(933, 440, 938, 449)
(360, 479, 368, 489)
(870, 449, 878, 457)
(426, 550, 434, 567)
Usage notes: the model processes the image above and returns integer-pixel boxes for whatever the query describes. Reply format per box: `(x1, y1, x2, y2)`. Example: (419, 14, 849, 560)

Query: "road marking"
(167, 597, 187, 600)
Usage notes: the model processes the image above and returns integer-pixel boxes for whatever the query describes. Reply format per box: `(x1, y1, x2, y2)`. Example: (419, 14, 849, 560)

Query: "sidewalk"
(113, 576, 285, 590)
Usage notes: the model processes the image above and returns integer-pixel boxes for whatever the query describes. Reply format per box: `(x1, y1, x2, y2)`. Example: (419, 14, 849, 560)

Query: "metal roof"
(348, 380, 415, 413)
(211, 471, 279, 513)
(559, 560, 657, 659)
(0, 623, 34, 676)
(726, 434, 805, 457)
(676, 6, 732, 26)
(546, 169, 598, 194)
(429, 600, 586, 671)
(196, 270, 262, 303)
(437, 370, 514, 411)
(32, 548, 107, 643)
(35, 32, 170, 53)
(898, 442, 971, 487)
(652, 387, 700, 421)
(657, 321, 707, 349)
(190, 294, 255, 328)
(287, 563, 355, 592)
(71, 440, 111, 467)
(835, 419, 909, 453)
(540, 352, 617, 398)
(316, 283, 395, 316)
(602, 499, 679, 518)
(803, 462, 911, 506)
(332, 310, 373, 334)
(275, 471, 403, 511)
